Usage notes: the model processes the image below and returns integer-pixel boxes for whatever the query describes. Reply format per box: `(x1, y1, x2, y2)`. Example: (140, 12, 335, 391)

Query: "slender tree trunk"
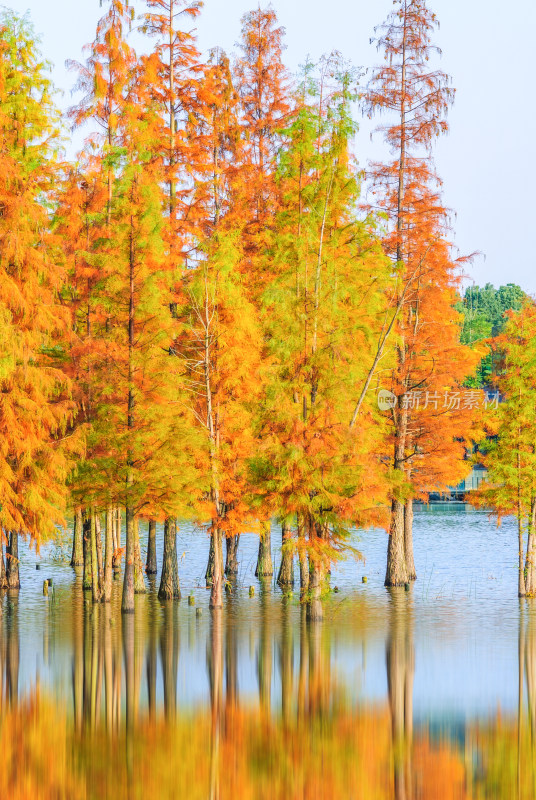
(298, 516, 309, 596)
(384, 12, 412, 594)
(306, 520, 324, 623)
(82, 513, 92, 591)
(526, 532, 535, 596)
(6, 532, 20, 590)
(90, 509, 102, 603)
(519, 513, 527, 598)
(122, 499, 135, 614)
(71, 508, 84, 567)
(206, 534, 215, 586)
(159, 519, 181, 600)
(112, 507, 121, 573)
(146, 519, 157, 575)
(404, 499, 416, 582)
(0, 533, 8, 590)
(525, 500, 536, 596)
(209, 527, 224, 609)
(122, 214, 136, 614)
(103, 504, 113, 603)
(255, 520, 273, 577)
(111, 507, 117, 552)
(133, 517, 146, 594)
(225, 534, 240, 576)
(206, 531, 224, 587)
(277, 521, 294, 589)
(95, 512, 104, 586)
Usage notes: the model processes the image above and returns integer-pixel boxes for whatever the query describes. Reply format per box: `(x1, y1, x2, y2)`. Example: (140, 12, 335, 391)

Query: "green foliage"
(459, 283, 525, 387)
(476, 301, 536, 524)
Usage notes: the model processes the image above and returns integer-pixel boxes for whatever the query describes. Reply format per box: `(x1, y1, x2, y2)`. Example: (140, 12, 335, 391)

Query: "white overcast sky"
(3, 0, 534, 294)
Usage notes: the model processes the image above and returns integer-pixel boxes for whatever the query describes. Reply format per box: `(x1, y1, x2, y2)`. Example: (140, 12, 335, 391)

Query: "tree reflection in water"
(1, 585, 536, 798)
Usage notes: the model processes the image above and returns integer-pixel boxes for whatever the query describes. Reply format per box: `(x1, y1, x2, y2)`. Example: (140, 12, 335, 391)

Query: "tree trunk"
(404, 499, 416, 581)
(307, 557, 324, 622)
(112, 506, 122, 572)
(95, 513, 104, 580)
(298, 517, 309, 596)
(103, 504, 113, 603)
(146, 519, 157, 575)
(209, 527, 223, 609)
(0, 533, 8, 590)
(82, 513, 92, 591)
(225, 533, 240, 576)
(206, 531, 224, 587)
(122, 501, 135, 614)
(255, 521, 273, 577)
(385, 499, 409, 587)
(277, 521, 294, 589)
(158, 519, 181, 600)
(133, 517, 146, 594)
(71, 508, 84, 567)
(525, 500, 536, 596)
(306, 521, 324, 623)
(6, 531, 20, 590)
(526, 532, 535, 597)
(90, 509, 102, 603)
(519, 511, 527, 598)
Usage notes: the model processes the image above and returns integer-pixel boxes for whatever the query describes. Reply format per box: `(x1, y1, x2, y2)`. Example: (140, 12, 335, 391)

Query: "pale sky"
(4, 0, 534, 294)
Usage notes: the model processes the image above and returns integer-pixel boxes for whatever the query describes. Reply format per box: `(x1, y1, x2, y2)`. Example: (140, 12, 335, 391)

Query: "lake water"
(1, 504, 534, 799)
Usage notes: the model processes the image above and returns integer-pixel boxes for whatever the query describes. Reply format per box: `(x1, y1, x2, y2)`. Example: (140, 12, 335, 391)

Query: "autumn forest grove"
(1, 0, 535, 619)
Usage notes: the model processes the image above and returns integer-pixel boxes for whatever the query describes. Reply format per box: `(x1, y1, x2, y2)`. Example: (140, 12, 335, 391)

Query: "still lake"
(1, 505, 533, 798)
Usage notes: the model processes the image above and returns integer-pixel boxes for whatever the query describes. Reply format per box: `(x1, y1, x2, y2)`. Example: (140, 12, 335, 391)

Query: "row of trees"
(0, 0, 498, 616)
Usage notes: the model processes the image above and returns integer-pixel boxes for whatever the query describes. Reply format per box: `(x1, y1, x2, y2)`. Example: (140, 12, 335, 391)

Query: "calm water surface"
(1, 505, 534, 798)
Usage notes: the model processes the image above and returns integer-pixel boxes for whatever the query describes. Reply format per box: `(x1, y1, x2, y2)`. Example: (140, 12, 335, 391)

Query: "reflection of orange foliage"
(413, 737, 467, 800)
(0, 692, 85, 799)
(1, 693, 473, 800)
(220, 706, 392, 800)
